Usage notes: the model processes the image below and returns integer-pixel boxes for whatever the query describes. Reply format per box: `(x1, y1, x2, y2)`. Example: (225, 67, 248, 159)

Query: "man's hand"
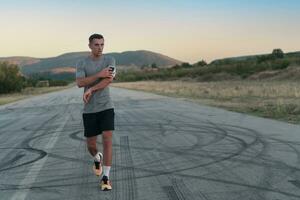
(83, 76, 114, 104)
(97, 67, 114, 78)
(83, 88, 93, 104)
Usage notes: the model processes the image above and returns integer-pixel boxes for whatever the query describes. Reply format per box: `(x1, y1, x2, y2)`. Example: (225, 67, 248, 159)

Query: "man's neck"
(90, 54, 102, 61)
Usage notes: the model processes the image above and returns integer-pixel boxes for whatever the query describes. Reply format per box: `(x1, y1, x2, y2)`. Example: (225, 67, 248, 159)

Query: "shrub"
(0, 62, 24, 93)
(272, 48, 284, 59)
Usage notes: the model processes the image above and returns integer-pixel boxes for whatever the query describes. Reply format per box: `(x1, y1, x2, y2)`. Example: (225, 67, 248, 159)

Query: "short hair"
(89, 34, 104, 43)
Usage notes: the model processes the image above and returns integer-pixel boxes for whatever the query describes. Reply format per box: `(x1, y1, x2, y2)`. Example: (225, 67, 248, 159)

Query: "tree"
(0, 62, 23, 93)
(181, 62, 192, 68)
(151, 63, 158, 69)
(196, 60, 207, 67)
(272, 49, 284, 59)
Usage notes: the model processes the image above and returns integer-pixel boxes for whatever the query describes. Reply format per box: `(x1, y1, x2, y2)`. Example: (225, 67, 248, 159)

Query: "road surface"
(0, 86, 300, 200)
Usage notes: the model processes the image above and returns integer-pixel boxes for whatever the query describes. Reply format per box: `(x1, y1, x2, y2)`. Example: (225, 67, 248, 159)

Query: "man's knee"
(87, 137, 97, 149)
(87, 142, 96, 149)
(102, 131, 112, 142)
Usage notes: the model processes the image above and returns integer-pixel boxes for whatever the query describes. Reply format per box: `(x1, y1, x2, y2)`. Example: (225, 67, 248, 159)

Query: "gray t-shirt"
(76, 55, 116, 114)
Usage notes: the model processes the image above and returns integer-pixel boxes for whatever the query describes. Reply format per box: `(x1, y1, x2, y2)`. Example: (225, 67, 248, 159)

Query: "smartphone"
(108, 65, 116, 78)
(109, 66, 115, 72)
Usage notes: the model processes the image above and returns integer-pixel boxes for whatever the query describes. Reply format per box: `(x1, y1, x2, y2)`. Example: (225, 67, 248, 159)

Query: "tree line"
(0, 62, 70, 94)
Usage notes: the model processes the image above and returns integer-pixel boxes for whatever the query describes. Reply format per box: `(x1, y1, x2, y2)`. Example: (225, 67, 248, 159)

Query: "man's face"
(89, 38, 104, 57)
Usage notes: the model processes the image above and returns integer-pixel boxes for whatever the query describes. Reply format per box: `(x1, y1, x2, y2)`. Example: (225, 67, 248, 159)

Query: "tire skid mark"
(113, 127, 300, 176)
(222, 124, 300, 173)
(199, 122, 268, 200)
(138, 146, 205, 199)
(10, 112, 70, 200)
(128, 110, 203, 200)
(182, 121, 285, 199)
(163, 186, 181, 200)
(0, 175, 91, 191)
(171, 178, 209, 200)
(261, 137, 300, 189)
(116, 113, 267, 173)
(115, 109, 300, 199)
(0, 113, 60, 173)
(112, 138, 120, 200)
(120, 136, 138, 200)
(0, 104, 69, 174)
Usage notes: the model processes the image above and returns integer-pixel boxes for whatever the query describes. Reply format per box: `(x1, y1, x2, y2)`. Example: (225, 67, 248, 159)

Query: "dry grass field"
(112, 81, 300, 123)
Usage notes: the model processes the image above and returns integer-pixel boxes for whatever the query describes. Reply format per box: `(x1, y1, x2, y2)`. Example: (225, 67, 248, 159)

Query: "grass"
(115, 57, 297, 82)
(112, 81, 300, 124)
(0, 83, 75, 105)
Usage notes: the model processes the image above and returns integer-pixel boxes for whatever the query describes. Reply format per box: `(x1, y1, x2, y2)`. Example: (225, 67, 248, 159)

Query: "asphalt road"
(0, 86, 300, 200)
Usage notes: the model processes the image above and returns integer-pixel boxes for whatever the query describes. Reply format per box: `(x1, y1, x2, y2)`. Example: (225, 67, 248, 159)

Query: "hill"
(0, 56, 40, 67)
(211, 51, 300, 64)
(0, 50, 183, 76)
(115, 49, 300, 82)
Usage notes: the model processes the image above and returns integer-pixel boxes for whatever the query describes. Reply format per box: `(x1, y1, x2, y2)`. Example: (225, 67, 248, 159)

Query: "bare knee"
(102, 131, 112, 142)
(86, 136, 97, 155)
(87, 142, 96, 150)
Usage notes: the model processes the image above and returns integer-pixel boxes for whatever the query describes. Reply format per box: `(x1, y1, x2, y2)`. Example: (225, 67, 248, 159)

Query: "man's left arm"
(83, 77, 113, 103)
(83, 57, 116, 103)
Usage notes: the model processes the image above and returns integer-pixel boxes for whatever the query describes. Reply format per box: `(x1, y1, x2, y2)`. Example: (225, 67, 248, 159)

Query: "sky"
(0, 0, 300, 63)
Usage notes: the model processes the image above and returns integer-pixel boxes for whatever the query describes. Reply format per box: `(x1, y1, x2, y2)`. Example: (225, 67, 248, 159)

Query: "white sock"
(103, 166, 111, 179)
(94, 152, 102, 162)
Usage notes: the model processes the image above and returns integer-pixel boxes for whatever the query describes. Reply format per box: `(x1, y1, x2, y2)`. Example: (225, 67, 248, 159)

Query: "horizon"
(1, 0, 300, 63)
(1, 49, 299, 65)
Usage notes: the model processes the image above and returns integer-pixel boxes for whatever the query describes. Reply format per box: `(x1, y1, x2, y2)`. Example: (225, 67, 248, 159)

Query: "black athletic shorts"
(82, 108, 115, 137)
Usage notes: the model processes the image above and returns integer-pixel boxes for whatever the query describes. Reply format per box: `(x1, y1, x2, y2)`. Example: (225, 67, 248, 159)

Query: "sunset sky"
(0, 0, 299, 63)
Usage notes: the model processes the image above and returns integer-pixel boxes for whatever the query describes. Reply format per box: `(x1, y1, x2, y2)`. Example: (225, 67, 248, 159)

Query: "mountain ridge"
(0, 50, 183, 75)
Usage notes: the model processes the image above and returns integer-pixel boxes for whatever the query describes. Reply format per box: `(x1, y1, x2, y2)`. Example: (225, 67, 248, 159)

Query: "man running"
(76, 33, 116, 191)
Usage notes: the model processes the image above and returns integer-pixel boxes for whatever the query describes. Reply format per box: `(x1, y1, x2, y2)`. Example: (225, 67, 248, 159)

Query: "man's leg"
(102, 130, 112, 167)
(99, 109, 114, 190)
(101, 130, 113, 191)
(86, 136, 98, 156)
(87, 136, 103, 176)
